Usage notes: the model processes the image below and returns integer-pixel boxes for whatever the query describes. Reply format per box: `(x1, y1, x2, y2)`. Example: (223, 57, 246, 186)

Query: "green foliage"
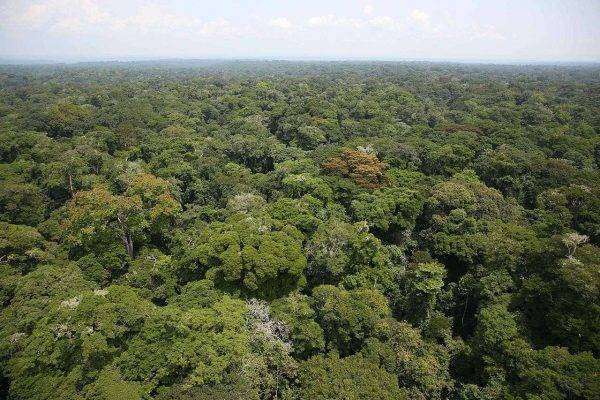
(296, 353, 405, 400)
(60, 173, 180, 264)
(350, 187, 423, 234)
(281, 173, 333, 201)
(182, 215, 307, 299)
(398, 262, 447, 323)
(45, 101, 95, 138)
(0, 182, 47, 226)
(473, 302, 520, 353)
(271, 293, 325, 358)
(0, 223, 55, 272)
(123, 249, 178, 304)
(306, 219, 391, 285)
(116, 296, 251, 390)
(1, 61, 599, 399)
(311, 285, 390, 355)
(296, 126, 326, 150)
(362, 319, 453, 399)
(509, 344, 600, 399)
(60, 185, 144, 260)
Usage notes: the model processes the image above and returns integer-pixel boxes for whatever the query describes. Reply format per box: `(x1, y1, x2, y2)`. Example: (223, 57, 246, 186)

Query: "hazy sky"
(1, 0, 599, 62)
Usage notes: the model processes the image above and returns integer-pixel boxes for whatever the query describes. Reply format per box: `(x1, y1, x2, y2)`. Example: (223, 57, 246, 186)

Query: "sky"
(0, 0, 599, 63)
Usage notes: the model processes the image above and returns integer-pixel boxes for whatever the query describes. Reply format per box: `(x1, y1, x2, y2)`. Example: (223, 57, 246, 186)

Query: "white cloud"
(2, 1, 238, 37)
(52, 17, 85, 33)
(472, 24, 506, 40)
(307, 13, 404, 32)
(307, 15, 331, 27)
(307, 15, 362, 29)
(368, 16, 398, 30)
(269, 17, 292, 29)
(111, 4, 201, 33)
(200, 18, 233, 36)
(0, 1, 515, 59)
(20, 3, 52, 27)
(200, 18, 236, 36)
(2, 0, 110, 33)
(410, 9, 430, 27)
(81, 0, 110, 24)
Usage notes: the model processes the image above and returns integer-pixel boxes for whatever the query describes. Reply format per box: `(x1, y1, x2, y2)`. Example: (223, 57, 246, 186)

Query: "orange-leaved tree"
(322, 149, 388, 189)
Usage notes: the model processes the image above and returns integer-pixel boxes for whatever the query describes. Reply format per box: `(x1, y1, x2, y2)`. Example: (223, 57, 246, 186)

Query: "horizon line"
(1, 55, 600, 67)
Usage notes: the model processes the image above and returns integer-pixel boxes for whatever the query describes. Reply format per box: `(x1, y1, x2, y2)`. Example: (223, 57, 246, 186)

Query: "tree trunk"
(68, 173, 74, 197)
(122, 233, 134, 258)
(117, 213, 134, 258)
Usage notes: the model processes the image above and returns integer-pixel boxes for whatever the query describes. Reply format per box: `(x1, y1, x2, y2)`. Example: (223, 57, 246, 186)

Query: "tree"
(296, 126, 326, 150)
(123, 249, 177, 305)
(305, 219, 391, 286)
(281, 173, 333, 201)
(61, 186, 144, 260)
(296, 353, 405, 400)
(311, 285, 390, 355)
(350, 187, 423, 238)
(0, 223, 55, 273)
(563, 232, 589, 258)
(116, 296, 252, 392)
(362, 319, 453, 399)
(61, 173, 180, 262)
(322, 148, 388, 189)
(44, 101, 94, 138)
(271, 293, 325, 358)
(181, 215, 307, 299)
(0, 182, 47, 226)
(399, 262, 447, 323)
(3, 285, 150, 399)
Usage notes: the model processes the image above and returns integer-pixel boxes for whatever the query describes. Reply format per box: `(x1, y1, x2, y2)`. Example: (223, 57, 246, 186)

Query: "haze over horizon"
(1, 0, 599, 63)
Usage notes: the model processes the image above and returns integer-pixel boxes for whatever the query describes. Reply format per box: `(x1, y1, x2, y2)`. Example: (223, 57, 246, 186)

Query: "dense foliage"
(1, 60, 599, 399)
